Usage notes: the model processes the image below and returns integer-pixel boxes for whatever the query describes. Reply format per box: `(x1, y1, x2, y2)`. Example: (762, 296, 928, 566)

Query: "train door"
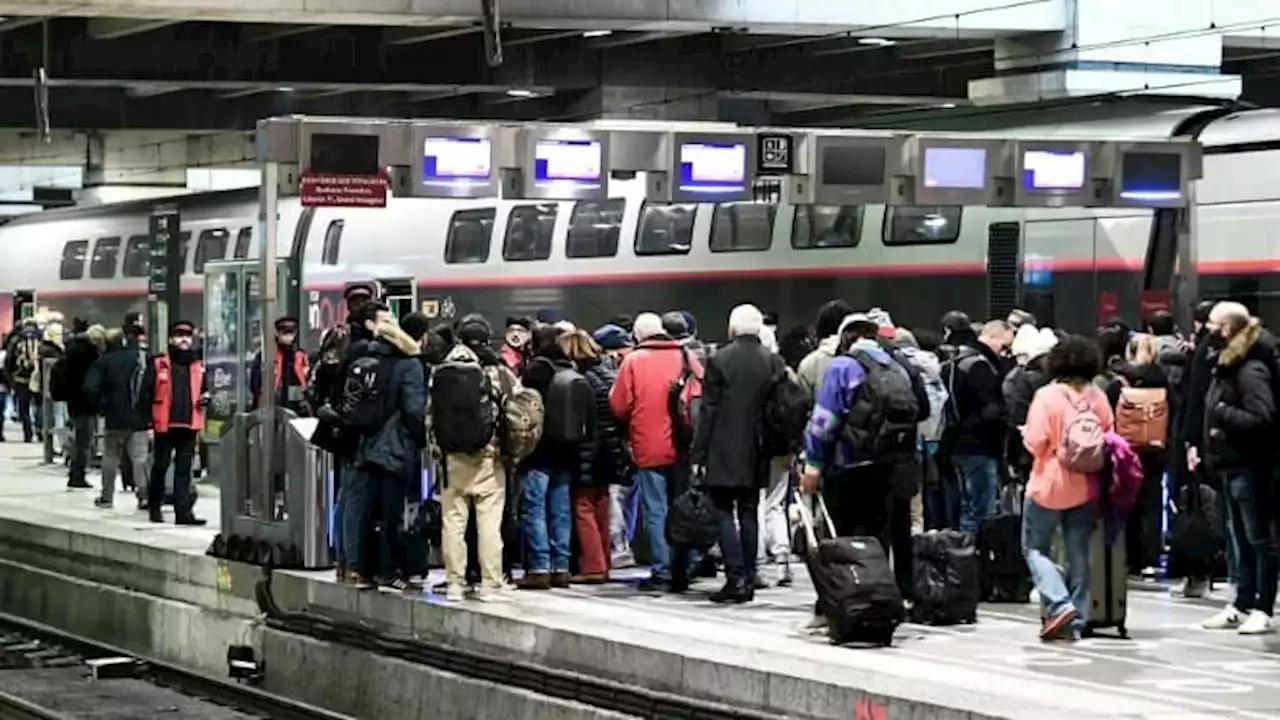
(377, 278, 417, 323)
(1021, 218, 1106, 332)
(11, 290, 35, 328)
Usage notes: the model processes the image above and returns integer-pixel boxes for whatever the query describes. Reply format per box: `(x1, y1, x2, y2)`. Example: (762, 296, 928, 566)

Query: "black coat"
(1176, 336, 1215, 454)
(523, 354, 594, 475)
(690, 335, 784, 490)
(83, 344, 152, 432)
(1204, 322, 1276, 472)
(578, 358, 630, 486)
(947, 341, 1007, 458)
(62, 335, 102, 417)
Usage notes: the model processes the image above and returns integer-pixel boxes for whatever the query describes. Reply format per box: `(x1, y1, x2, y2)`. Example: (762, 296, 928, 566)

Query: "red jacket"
(500, 344, 525, 377)
(152, 355, 205, 433)
(609, 339, 703, 469)
(255, 347, 309, 406)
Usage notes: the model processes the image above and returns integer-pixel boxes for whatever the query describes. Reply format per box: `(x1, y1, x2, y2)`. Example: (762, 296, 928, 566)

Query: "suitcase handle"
(796, 492, 838, 547)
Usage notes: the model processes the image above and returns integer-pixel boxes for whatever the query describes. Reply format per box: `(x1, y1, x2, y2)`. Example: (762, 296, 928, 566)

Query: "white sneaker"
(611, 550, 635, 569)
(1029, 588, 1041, 605)
(1202, 605, 1242, 630)
(799, 615, 828, 636)
(1238, 610, 1274, 635)
(476, 585, 511, 603)
(444, 584, 465, 602)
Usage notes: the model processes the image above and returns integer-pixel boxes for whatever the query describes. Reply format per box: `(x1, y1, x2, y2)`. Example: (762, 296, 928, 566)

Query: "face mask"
(1206, 333, 1228, 350)
(506, 329, 529, 348)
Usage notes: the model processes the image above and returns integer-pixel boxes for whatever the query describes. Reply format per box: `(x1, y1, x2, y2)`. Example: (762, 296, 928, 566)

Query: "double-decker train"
(2, 104, 1278, 348)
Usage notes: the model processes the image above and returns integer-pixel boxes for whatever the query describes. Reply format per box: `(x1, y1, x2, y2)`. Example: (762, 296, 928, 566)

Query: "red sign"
(299, 171, 388, 208)
(1097, 291, 1119, 326)
(1140, 290, 1171, 319)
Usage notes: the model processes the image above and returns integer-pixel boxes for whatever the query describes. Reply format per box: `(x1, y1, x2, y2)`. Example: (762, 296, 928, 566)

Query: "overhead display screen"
(1022, 149, 1086, 191)
(679, 141, 748, 192)
(822, 145, 886, 186)
(310, 133, 380, 175)
(1120, 151, 1182, 201)
(422, 136, 491, 183)
(922, 146, 987, 190)
(534, 139, 602, 184)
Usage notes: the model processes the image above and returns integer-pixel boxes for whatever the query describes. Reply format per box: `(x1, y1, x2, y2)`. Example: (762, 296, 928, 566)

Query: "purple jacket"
(803, 341, 893, 472)
(1088, 431, 1145, 545)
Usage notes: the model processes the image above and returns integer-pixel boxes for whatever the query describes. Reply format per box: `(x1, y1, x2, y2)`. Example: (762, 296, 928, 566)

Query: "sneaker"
(1040, 606, 1078, 640)
(799, 615, 828, 636)
(611, 550, 635, 569)
(637, 576, 670, 593)
(1239, 610, 1274, 635)
(1175, 577, 1208, 599)
(444, 584, 465, 602)
(93, 497, 112, 509)
(476, 585, 510, 603)
(1202, 605, 1242, 630)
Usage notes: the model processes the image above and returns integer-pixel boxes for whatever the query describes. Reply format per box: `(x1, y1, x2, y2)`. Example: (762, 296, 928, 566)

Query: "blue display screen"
(422, 136, 491, 182)
(534, 139, 602, 184)
(1120, 152, 1182, 202)
(679, 141, 747, 193)
(1022, 149, 1086, 191)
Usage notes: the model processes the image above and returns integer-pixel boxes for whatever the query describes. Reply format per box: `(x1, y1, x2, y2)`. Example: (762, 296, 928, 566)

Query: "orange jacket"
(152, 355, 205, 433)
(253, 347, 309, 407)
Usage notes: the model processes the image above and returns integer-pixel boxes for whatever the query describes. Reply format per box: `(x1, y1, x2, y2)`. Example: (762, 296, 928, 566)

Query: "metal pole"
(259, 162, 279, 520)
(1174, 184, 1199, 333)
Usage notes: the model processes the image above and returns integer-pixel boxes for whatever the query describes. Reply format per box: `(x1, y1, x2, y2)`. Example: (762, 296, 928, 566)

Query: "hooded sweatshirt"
(797, 335, 841, 399)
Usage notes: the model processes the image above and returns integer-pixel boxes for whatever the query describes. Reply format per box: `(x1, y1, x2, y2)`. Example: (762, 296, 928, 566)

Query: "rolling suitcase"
(911, 529, 980, 625)
(1086, 524, 1128, 638)
(978, 484, 1031, 603)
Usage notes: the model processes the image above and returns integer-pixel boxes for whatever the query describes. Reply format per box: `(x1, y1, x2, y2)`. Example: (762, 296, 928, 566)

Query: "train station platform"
(0, 435, 1277, 720)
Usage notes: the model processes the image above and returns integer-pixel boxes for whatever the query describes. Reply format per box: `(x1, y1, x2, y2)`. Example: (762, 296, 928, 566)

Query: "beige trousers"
(442, 452, 506, 589)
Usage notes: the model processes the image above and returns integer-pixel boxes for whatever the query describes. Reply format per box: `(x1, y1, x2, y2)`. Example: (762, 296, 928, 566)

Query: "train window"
(503, 204, 556, 262)
(710, 202, 775, 253)
(883, 206, 962, 246)
(792, 205, 863, 249)
(193, 228, 229, 274)
(635, 203, 695, 256)
(233, 227, 252, 259)
(123, 235, 149, 277)
(566, 199, 623, 259)
(445, 208, 495, 264)
(59, 240, 89, 280)
(89, 237, 122, 279)
(322, 220, 343, 266)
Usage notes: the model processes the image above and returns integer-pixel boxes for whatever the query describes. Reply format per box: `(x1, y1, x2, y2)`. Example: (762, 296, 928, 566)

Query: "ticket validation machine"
(377, 278, 417, 322)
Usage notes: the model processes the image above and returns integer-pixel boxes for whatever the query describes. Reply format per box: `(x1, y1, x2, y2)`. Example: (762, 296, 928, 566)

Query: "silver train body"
(2, 105, 1279, 346)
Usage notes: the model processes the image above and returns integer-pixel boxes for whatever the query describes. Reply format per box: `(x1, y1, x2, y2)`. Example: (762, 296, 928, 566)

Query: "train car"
(2, 105, 1278, 348)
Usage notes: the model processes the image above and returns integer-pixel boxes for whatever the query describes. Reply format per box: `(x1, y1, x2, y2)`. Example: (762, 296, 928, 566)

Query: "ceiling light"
(938, 102, 957, 109)
(583, 30, 613, 39)
(276, 87, 295, 92)
(506, 88, 538, 98)
(857, 37, 896, 47)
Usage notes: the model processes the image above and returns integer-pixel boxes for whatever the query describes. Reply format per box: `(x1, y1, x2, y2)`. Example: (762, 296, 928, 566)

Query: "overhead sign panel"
(903, 137, 1010, 206)
(410, 123, 498, 198)
(1012, 141, 1103, 207)
(293, 120, 404, 207)
(812, 134, 901, 206)
(670, 132, 754, 203)
(507, 128, 608, 201)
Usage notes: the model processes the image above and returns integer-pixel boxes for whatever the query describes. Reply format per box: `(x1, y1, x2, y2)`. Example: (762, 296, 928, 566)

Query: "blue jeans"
(636, 468, 673, 579)
(341, 464, 375, 577)
(1224, 470, 1277, 614)
(954, 454, 999, 533)
(1023, 497, 1095, 629)
(521, 467, 573, 573)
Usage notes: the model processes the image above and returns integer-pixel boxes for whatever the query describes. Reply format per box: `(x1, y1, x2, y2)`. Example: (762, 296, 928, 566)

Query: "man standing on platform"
(145, 321, 207, 526)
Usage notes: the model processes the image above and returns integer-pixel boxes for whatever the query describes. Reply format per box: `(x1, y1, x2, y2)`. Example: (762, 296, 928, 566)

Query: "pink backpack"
(1056, 386, 1106, 474)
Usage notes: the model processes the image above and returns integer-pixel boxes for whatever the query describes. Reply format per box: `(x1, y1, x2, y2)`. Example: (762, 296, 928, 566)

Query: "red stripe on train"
(30, 257, 1280, 299)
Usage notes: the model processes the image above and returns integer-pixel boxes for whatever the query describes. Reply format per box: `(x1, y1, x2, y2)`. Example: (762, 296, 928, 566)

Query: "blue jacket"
(803, 339, 892, 473)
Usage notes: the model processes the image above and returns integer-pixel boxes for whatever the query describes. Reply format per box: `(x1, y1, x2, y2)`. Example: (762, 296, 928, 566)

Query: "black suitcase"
(911, 530, 980, 625)
(978, 484, 1031, 603)
(797, 496, 903, 647)
(1085, 524, 1129, 638)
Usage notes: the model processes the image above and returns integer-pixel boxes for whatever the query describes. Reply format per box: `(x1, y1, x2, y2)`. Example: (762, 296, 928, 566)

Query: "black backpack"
(762, 368, 810, 458)
(339, 355, 393, 434)
(430, 361, 499, 455)
(543, 365, 593, 444)
(842, 350, 920, 464)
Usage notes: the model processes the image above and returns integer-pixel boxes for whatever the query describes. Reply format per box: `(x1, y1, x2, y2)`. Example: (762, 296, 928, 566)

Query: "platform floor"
(5, 436, 1280, 719)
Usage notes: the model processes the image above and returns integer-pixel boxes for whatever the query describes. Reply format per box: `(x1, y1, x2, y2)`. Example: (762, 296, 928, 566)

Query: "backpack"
(939, 350, 986, 429)
(668, 349, 698, 456)
(501, 385, 544, 462)
(762, 367, 810, 458)
(1056, 386, 1106, 473)
(430, 360, 499, 455)
(48, 356, 68, 402)
(543, 364, 593, 444)
(843, 350, 921, 465)
(339, 355, 394, 434)
(1115, 382, 1169, 449)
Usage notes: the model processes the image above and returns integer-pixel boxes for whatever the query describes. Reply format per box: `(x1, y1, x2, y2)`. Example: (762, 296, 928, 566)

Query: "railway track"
(0, 611, 351, 720)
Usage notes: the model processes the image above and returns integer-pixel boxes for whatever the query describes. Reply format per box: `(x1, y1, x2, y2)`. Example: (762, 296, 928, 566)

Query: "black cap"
(344, 284, 375, 301)
(661, 311, 689, 340)
(505, 316, 533, 331)
(275, 316, 299, 332)
(170, 320, 195, 336)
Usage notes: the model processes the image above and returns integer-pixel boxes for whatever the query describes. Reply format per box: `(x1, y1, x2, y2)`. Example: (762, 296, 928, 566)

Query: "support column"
(970, 0, 1241, 104)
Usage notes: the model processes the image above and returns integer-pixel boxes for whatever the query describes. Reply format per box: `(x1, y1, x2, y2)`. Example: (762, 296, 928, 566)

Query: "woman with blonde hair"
(1102, 331, 1170, 578)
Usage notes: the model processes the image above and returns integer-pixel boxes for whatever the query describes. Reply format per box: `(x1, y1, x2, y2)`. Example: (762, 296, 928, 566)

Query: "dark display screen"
(821, 145, 886, 186)
(1120, 152, 1181, 200)
(309, 133, 380, 175)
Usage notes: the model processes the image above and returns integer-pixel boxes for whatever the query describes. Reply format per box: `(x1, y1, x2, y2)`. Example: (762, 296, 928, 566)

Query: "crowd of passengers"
(15, 285, 1278, 641)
